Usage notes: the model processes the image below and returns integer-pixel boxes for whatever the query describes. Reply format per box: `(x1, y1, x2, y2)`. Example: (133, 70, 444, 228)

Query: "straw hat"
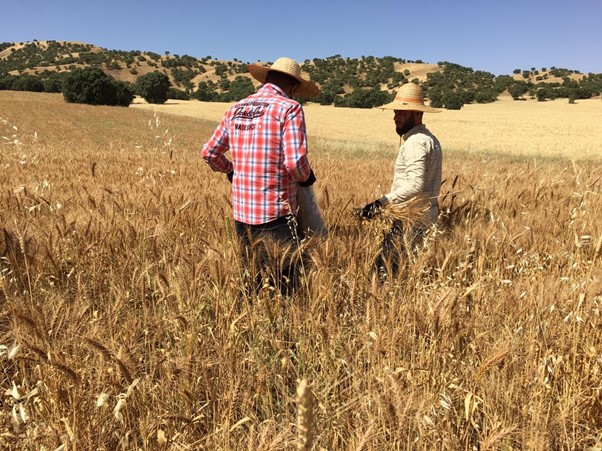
(248, 57, 319, 99)
(380, 83, 440, 113)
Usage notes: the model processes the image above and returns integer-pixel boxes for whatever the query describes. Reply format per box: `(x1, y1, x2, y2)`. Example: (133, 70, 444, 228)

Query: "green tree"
(112, 81, 135, 106)
(427, 89, 444, 108)
(474, 88, 497, 103)
(442, 91, 464, 110)
(535, 88, 549, 101)
(62, 67, 133, 106)
(41, 72, 67, 93)
(0, 75, 15, 90)
(168, 87, 190, 100)
(508, 82, 529, 100)
(136, 71, 170, 104)
(10, 75, 44, 92)
(192, 81, 217, 101)
(219, 78, 231, 91)
(337, 87, 393, 109)
(315, 88, 336, 105)
(215, 63, 227, 77)
(458, 89, 476, 104)
(227, 76, 255, 101)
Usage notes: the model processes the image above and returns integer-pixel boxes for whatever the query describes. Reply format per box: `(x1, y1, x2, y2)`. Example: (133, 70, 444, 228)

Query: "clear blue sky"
(2, 0, 601, 76)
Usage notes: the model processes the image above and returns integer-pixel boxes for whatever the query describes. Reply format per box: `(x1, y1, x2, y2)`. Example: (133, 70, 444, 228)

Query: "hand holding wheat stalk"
(355, 195, 431, 229)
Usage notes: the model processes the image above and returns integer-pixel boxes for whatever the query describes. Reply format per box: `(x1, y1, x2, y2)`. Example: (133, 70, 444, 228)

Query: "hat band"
(396, 96, 424, 104)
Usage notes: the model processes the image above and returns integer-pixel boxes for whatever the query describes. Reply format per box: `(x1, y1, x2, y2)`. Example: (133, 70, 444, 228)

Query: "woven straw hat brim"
(380, 83, 441, 113)
(380, 100, 441, 113)
(248, 64, 319, 99)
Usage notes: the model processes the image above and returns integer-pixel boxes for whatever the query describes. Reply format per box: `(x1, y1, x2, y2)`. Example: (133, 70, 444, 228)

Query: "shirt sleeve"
(201, 115, 234, 174)
(382, 136, 429, 204)
(281, 103, 311, 182)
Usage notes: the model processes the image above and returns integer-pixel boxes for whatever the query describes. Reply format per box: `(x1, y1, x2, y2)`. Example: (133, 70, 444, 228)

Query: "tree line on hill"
(423, 62, 602, 108)
(1, 40, 601, 109)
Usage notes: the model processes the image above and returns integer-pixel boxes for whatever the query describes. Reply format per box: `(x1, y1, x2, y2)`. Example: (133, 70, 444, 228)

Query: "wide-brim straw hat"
(380, 83, 441, 113)
(248, 57, 319, 99)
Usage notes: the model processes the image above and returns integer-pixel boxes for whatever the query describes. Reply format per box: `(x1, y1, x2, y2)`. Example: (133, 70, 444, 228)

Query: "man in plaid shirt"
(202, 57, 319, 295)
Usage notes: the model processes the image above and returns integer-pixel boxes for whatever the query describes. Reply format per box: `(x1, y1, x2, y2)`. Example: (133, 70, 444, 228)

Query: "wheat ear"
(296, 378, 314, 451)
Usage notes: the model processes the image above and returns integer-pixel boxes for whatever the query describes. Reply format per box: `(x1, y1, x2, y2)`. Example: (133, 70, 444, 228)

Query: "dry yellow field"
(131, 96, 602, 160)
(1, 91, 602, 449)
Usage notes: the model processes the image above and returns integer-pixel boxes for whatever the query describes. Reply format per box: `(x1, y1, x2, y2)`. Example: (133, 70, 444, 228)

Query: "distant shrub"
(10, 75, 44, 92)
(43, 73, 67, 93)
(0, 75, 15, 90)
(168, 87, 190, 100)
(0, 42, 13, 52)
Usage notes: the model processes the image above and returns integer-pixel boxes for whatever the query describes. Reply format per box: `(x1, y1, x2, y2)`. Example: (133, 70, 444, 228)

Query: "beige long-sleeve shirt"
(378, 124, 442, 226)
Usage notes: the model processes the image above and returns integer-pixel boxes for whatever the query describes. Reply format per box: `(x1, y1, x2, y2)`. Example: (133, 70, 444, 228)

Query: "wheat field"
(130, 95, 602, 161)
(1, 91, 602, 450)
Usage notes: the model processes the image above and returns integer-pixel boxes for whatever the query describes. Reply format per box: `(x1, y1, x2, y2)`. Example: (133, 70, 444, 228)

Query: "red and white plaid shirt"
(202, 83, 312, 225)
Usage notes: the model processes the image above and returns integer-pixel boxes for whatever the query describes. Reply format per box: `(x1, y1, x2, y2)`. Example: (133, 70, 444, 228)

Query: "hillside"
(1, 40, 601, 108)
(0, 40, 252, 88)
(0, 40, 439, 86)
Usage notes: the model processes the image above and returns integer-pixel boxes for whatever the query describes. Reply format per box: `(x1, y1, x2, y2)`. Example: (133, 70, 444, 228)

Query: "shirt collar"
(403, 123, 426, 140)
(259, 83, 290, 98)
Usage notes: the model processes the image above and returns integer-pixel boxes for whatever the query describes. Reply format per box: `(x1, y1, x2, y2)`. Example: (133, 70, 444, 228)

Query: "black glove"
(360, 199, 382, 220)
(299, 169, 316, 187)
(227, 170, 234, 183)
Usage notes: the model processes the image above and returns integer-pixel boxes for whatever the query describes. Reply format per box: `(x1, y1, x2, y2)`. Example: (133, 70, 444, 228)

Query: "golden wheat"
(296, 378, 314, 451)
(130, 95, 602, 161)
(0, 91, 601, 449)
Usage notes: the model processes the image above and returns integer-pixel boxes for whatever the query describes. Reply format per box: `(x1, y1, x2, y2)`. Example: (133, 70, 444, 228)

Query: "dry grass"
(1, 91, 602, 449)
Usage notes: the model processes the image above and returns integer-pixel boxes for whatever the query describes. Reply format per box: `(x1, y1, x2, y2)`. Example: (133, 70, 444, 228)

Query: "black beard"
(395, 115, 417, 136)
(396, 123, 413, 136)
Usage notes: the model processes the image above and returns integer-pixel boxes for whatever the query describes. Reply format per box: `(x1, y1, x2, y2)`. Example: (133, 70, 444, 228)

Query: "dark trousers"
(234, 215, 301, 296)
(374, 220, 426, 281)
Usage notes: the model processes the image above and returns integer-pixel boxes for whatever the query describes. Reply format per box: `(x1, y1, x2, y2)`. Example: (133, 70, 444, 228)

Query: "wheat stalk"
(296, 379, 315, 451)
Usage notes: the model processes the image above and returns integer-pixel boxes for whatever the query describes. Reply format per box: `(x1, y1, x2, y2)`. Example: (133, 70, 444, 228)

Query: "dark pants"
(374, 220, 426, 281)
(234, 215, 301, 296)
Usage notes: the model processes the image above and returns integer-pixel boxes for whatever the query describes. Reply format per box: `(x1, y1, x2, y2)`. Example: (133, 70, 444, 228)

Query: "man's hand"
(359, 199, 382, 220)
(227, 170, 234, 183)
(299, 170, 316, 187)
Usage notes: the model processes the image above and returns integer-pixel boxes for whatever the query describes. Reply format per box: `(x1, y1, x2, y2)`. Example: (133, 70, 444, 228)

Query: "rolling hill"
(1, 40, 600, 108)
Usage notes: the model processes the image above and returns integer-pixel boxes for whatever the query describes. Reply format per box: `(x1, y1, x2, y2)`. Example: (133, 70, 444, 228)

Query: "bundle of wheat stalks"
(378, 195, 431, 228)
(354, 195, 432, 233)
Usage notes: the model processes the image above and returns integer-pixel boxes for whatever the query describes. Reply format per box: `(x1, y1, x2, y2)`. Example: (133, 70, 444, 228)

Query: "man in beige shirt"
(360, 83, 442, 279)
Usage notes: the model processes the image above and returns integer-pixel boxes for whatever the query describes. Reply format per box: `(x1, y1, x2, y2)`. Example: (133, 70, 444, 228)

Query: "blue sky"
(2, 0, 601, 76)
